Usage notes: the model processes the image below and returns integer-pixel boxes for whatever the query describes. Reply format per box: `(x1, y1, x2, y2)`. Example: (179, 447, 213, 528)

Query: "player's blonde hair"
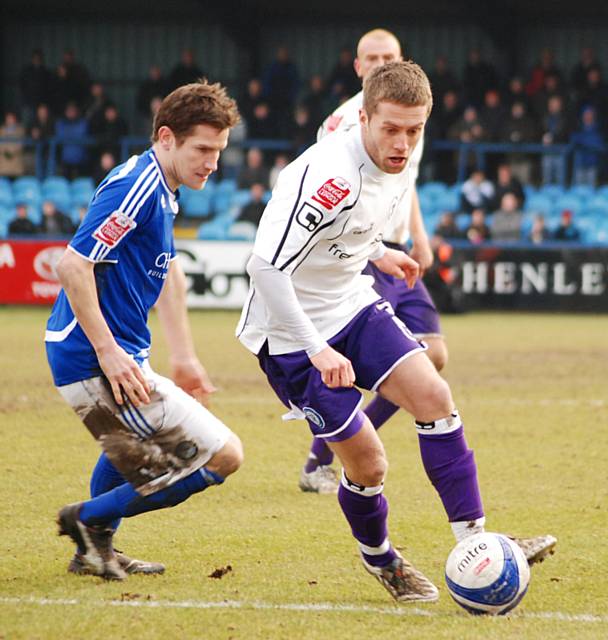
(363, 60, 433, 117)
(152, 79, 240, 144)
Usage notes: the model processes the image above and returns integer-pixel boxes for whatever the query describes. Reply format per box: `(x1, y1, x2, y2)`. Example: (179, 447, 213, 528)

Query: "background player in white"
(238, 60, 555, 603)
(301, 28, 445, 493)
(46, 80, 243, 580)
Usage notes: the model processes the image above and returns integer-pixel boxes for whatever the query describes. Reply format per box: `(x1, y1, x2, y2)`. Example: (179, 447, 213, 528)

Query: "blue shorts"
(363, 246, 441, 337)
(257, 300, 426, 442)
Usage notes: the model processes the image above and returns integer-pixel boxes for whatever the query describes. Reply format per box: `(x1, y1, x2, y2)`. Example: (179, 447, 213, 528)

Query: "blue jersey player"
(46, 80, 243, 580)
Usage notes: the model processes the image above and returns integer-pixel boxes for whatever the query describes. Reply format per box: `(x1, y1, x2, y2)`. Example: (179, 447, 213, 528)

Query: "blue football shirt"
(46, 149, 179, 386)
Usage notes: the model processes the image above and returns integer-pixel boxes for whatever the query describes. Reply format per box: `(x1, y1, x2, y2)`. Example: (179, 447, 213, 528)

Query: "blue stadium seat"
(0, 219, 7, 238)
(583, 195, 608, 212)
(553, 194, 584, 216)
(70, 177, 95, 207)
(0, 180, 13, 207)
(233, 189, 253, 208)
(13, 177, 41, 206)
(180, 186, 214, 218)
(524, 193, 553, 216)
(227, 220, 257, 241)
(538, 184, 565, 201)
(71, 177, 95, 193)
(435, 190, 460, 213)
(197, 218, 230, 240)
(418, 192, 433, 214)
(595, 184, 608, 200)
(523, 184, 538, 200)
(456, 213, 471, 232)
(567, 184, 595, 202)
(419, 181, 447, 201)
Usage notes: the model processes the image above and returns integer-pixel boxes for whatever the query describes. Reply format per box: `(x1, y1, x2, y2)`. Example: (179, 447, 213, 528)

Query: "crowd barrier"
(1, 238, 606, 312)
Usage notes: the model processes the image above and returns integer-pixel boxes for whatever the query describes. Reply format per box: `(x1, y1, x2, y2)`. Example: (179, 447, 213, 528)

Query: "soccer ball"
(445, 532, 530, 615)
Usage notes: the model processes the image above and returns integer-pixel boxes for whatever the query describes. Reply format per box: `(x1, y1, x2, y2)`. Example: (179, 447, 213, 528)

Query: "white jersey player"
(298, 29, 446, 495)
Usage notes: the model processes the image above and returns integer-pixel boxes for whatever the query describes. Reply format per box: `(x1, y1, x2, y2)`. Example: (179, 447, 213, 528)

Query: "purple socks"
(417, 425, 484, 522)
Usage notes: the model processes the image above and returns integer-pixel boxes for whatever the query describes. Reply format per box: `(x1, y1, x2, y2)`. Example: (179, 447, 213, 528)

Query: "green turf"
(1, 307, 607, 639)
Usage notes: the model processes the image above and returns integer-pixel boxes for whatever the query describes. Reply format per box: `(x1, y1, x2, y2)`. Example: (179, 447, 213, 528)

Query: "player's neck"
(152, 143, 179, 192)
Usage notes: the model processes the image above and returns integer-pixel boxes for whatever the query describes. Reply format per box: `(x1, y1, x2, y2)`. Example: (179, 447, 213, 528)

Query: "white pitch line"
(0, 596, 607, 624)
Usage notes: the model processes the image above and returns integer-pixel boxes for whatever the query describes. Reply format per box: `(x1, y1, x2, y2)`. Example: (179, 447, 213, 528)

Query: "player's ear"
(157, 125, 175, 150)
(354, 57, 362, 78)
(359, 108, 368, 127)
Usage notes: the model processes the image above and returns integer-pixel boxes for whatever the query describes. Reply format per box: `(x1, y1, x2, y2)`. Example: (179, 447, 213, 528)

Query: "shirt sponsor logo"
(312, 177, 351, 210)
(296, 202, 324, 232)
(93, 211, 137, 248)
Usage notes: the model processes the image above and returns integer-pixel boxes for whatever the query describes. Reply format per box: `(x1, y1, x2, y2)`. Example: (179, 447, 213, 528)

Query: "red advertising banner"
(0, 239, 68, 304)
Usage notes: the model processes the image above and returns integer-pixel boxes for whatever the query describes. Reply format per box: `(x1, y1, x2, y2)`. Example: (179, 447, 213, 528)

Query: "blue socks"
(79, 465, 224, 528)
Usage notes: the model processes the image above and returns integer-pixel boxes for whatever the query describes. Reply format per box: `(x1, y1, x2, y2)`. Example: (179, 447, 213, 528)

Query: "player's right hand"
(97, 343, 151, 407)
(310, 346, 356, 389)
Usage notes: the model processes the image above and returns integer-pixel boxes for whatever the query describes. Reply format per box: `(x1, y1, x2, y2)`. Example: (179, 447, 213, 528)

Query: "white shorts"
(58, 362, 231, 496)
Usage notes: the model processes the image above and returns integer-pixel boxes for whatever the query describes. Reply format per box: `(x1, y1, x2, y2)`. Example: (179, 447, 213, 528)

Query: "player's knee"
(208, 433, 243, 478)
(358, 453, 387, 487)
(428, 340, 448, 372)
(418, 378, 453, 421)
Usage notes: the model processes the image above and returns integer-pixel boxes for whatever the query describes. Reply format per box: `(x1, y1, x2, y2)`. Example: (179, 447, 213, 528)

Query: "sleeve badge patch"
(311, 177, 351, 210)
(92, 211, 137, 248)
(324, 114, 343, 134)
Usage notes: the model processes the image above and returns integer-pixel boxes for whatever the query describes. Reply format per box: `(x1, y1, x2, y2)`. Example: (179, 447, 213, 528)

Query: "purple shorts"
(363, 244, 441, 337)
(257, 300, 426, 442)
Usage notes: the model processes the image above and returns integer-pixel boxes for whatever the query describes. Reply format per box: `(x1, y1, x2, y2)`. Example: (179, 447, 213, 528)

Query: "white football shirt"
(237, 126, 412, 355)
(317, 91, 424, 245)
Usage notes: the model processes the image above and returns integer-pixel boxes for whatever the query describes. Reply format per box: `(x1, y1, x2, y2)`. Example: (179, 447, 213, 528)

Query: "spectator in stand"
(500, 101, 539, 183)
(466, 208, 491, 244)
(301, 75, 327, 128)
(49, 64, 69, 117)
(219, 117, 247, 180)
(463, 48, 499, 108)
(85, 83, 113, 134)
(8, 203, 37, 235)
(528, 213, 550, 244)
(571, 106, 605, 186)
(576, 67, 608, 133)
(61, 50, 92, 110)
(0, 111, 26, 178)
(247, 102, 276, 139)
(479, 89, 507, 142)
(571, 47, 602, 97)
(92, 150, 117, 186)
(426, 89, 463, 183)
(237, 147, 270, 190)
(269, 152, 289, 189)
(19, 50, 53, 125)
(434, 211, 462, 239)
(29, 103, 55, 142)
(94, 103, 128, 160)
(262, 45, 300, 137)
(289, 104, 316, 152)
(429, 55, 461, 106)
(491, 163, 525, 210)
(235, 183, 266, 226)
(505, 75, 530, 111)
(553, 209, 581, 241)
(490, 192, 522, 242)
(526, 48, 563, 97)
(55, 102, 89, 179)
(541, 95, 571, 184)
(448, 105, 485, 143)
(167, 49, 204, 92)
(326, 47, 359, 101)
(532, 72, 568, 121)
(136, 65, 167, 118)
(240, 78, 265, 128)
(460, 169, 495, 213)
(38, 199, 76, 236)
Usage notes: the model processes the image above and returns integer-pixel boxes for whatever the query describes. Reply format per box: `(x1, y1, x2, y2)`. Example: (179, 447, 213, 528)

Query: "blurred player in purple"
(238, 61, 556, 603)
(301, 29, 445, 494)
(46, 81, 243, 580)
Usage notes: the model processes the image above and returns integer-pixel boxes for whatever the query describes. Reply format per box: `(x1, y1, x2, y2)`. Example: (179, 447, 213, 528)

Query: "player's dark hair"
(363, 60, 433, 117)
(152, 79, 240, 144)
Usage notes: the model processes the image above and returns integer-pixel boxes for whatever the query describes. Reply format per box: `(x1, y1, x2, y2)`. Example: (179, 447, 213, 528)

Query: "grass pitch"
(0, 307, 607, 640)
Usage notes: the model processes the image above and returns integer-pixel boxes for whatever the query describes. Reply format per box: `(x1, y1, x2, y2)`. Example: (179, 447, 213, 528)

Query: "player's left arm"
(408, 187, 434, 275)
(155, 258, 216, 406)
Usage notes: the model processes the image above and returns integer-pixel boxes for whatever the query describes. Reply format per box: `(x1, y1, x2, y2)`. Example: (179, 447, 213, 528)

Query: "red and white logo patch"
(324, 114, 343, 134)
(312, 177, 351, 210)
(93, 211, 137, 248)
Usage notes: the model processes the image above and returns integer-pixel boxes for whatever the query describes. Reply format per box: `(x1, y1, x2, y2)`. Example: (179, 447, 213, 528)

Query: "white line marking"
(0, 596, 606, 623)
